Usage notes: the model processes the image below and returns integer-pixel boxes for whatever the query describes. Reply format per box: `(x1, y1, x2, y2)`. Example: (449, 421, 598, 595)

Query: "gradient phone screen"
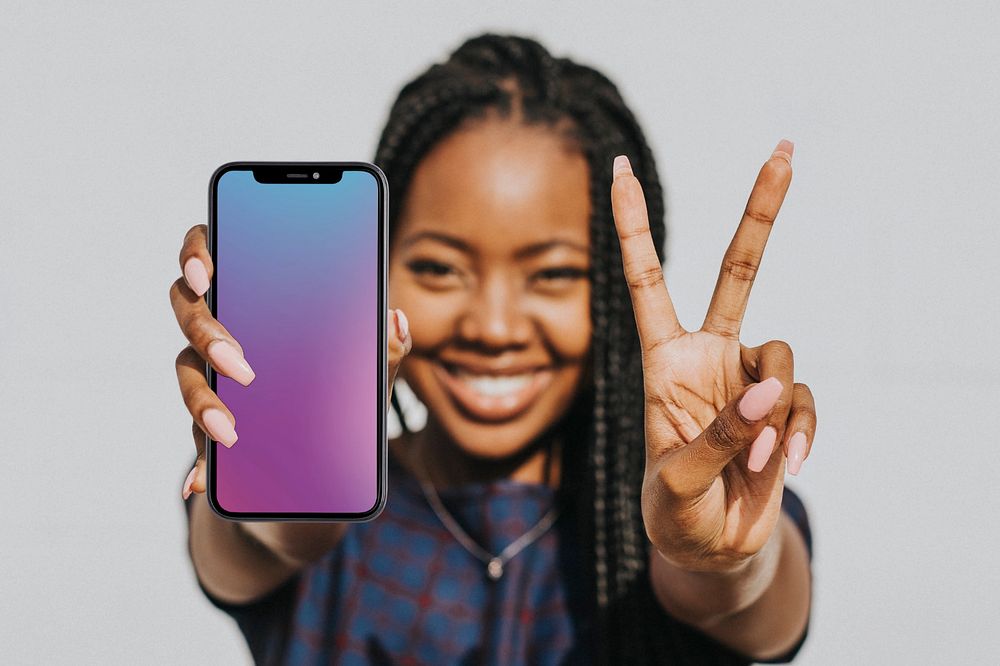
(209, 165, 384, 518)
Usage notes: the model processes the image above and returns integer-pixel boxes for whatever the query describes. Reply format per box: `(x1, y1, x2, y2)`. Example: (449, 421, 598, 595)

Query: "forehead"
(397, 117, 591, 258)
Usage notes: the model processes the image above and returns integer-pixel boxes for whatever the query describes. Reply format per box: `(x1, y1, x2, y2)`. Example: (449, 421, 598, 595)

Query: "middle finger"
(702, 141, 793, 338)
(176, 345, 239, 447)
(169, 276, 255, 386)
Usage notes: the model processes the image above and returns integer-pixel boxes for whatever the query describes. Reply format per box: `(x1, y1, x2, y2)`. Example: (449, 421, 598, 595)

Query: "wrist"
(240, 521, 346, 568)
(654, 544, 758, 576)
(649, 518, 785, 628)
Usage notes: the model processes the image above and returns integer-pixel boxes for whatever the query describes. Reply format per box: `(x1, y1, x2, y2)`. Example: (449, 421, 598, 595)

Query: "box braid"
(381, 33, 751, 665)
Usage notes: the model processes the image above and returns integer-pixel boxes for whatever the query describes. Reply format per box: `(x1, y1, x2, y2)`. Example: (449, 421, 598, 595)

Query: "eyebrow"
(401, 231, 588, 259)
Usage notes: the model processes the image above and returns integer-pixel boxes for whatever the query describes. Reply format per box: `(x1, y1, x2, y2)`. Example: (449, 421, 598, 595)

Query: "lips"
(432, 361, 554, 423)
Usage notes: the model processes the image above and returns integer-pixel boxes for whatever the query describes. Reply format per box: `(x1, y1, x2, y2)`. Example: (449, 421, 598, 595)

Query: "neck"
(396, 418, 563, 492)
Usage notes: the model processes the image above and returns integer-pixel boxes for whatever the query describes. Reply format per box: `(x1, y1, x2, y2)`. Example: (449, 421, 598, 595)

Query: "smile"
(431, 362, 555, 423)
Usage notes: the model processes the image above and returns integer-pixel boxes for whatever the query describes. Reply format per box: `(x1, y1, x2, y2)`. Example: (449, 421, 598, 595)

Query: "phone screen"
(208, 164, 385, 520)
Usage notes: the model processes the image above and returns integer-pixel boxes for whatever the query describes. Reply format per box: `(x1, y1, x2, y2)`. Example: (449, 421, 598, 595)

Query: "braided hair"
(379, 33, 749, 665)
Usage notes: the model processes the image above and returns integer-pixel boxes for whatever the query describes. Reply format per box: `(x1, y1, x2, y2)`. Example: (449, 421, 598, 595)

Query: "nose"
(457, 273, 533, 348)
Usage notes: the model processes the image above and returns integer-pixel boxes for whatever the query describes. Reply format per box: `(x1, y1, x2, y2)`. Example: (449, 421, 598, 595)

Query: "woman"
(173, 33, 815, 664)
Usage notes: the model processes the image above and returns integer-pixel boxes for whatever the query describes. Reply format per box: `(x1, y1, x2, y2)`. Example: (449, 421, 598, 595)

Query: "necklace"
(412, 448, 560, 582)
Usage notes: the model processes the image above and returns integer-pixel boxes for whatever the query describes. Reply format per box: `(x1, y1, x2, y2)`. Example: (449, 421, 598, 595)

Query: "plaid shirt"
(184, 452, 812, 665)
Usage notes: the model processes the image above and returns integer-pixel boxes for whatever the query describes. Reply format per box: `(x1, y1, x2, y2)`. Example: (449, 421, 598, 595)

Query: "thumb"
(668, 377, 784, 499)
(388, 308, 411, 406)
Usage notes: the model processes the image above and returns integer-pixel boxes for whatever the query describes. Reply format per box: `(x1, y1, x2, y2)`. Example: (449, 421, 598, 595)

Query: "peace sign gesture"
(611, 141, 816, 573)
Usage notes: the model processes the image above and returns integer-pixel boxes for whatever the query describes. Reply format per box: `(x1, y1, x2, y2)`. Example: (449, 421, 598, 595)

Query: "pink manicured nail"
(613, 155, 632, 179)
(748, 426, 777, 473)
(395, 309, 409, 344)
(207, 340, 255, 386)
(738, 377, 784, 421)
(771, 139, 794, 165)
(182, 465, 197, 500)
(787, 431, 808, 475)
(184, 257, 210, 296)
(202, 408, 238, 447)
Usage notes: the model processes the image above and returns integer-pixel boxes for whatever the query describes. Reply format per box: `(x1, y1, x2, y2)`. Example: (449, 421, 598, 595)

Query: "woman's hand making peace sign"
(611, 141, 816, 574)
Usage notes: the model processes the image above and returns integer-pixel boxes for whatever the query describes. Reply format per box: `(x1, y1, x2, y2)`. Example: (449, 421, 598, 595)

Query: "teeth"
(452, 368, 535, 396)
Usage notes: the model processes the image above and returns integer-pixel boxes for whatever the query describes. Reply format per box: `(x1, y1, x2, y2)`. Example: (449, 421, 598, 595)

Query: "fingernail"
(738, 377, 784, 421)
(787, 431, 808, 475)
(184, 257, 210, 296)
(395, 308, 410, 345)
(182, 465, 198, 500)
(748, 426, 777, 473)
(613, 155, 632, 180)
(202, 408, 238, 447)
(771, 139, 794, 165)
(207, 340, 255, 386)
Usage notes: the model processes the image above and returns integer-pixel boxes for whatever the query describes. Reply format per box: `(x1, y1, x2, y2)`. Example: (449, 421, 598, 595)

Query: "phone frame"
(205, 161, 388, 522)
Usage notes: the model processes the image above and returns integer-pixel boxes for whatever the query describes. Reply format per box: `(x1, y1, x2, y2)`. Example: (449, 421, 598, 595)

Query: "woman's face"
(389, 115, 592, 461)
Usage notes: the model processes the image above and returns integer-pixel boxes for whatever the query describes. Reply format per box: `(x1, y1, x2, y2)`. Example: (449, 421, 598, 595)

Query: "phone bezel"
(205, 161, 388, 522)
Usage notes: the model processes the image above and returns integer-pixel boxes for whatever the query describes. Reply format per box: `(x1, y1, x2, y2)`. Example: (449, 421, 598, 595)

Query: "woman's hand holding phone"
(170, 224, 410, 565)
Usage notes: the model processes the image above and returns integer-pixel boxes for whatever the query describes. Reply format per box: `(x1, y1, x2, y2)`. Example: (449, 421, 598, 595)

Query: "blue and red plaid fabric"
(184, 451, 812, 664)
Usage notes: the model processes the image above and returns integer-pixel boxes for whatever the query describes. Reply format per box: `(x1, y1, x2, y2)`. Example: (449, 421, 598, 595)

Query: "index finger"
(180, 224, 214, 297)
(611, 156, 684, 352)
(701, 140, 793, 338)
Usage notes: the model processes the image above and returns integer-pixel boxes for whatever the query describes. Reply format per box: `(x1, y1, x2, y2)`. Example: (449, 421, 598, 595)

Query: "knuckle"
(795, 401, 817, 422)
(617, 208, 649, 237)
(175, 345, 197, 369)
(178, 373, 208, 411)
(767, 339, 793, 358)
(184, 224, 206, 246)
(706, 412, 743, 454)
(181, 225, 209, 266)
(169, 276, 184, 302)
(179, 308, 206, 342)
(721, 251, 760, 282)
(743, 204, 776, 226)
(792, 383, 816, 416)
(626, 264, 665, 291)
(170, 276, 199, 309)
(760, 340, 794, 383)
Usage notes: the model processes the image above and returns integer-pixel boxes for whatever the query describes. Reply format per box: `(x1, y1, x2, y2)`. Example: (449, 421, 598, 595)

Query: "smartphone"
(206, 162, 387, 521)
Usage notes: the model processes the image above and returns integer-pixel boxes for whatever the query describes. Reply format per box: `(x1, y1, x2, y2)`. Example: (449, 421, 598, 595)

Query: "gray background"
(1, 1, 997, 663)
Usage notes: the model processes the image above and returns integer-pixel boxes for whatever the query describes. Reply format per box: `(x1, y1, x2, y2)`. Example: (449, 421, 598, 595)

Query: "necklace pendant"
(487, 557, 504, 581)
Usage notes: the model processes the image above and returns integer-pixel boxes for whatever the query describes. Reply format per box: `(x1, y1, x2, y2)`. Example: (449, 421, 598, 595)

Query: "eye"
(407, 260, 457, 278)
(536, 267, 589, 282)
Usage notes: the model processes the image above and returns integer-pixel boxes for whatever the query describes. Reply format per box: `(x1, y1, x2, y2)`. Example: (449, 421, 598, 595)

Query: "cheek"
(535, 292, 592, 360)
(387, 275, 464, 347)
